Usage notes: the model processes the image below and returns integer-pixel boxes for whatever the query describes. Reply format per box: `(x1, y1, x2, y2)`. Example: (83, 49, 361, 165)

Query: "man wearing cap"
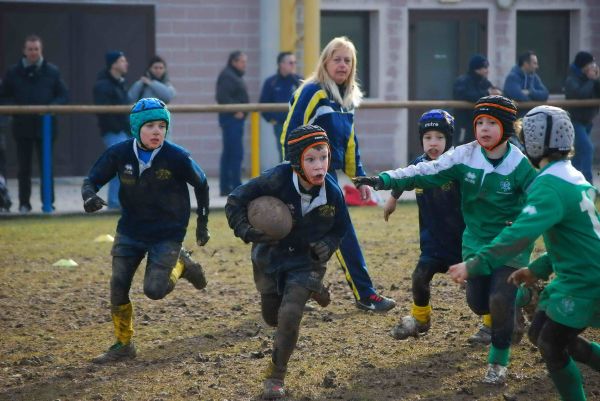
(0, 34, 68, 213)
(453, 54, 502, 145)
(565, 51, 600, 184)
(93, 50, 130, 209)
(503, 50, 549, 116)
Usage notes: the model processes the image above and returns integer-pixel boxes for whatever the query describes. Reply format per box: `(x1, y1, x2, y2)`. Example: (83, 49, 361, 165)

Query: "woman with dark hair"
(128, 56, 176, 103)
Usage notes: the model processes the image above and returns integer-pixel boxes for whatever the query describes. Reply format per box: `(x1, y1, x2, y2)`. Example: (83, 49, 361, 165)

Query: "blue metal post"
(41, 114, 53, 213)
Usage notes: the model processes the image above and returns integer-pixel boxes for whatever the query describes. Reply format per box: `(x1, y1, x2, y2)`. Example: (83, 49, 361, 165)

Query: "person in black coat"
(452, 54, 501, 145)
(215, 50, 249, 196)
(564, 51, 600, 184)
(93, 50, 130, 209)
(0, 35, 68, 212)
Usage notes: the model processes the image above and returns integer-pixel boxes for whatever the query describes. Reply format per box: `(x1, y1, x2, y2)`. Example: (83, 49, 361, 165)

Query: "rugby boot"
(180, 248, 207, 290)
(482, 363, 508, 385)
(92, 341, 136, 364)
(390, 315, 431, 340)
(262, 378, 285, 399)
(468, 324, 492, 345)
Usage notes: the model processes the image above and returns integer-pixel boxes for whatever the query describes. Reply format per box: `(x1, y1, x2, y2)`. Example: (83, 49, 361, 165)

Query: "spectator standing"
(564, 51, 600, 184)
(503, 50, 549, 116)
(453, 54, 502, 145)
(93, 50, 130, 209)
(0, 34, 68, 213)
(215, 50, 249, 196)
(259, 52, 301, 160)
(128, 55, 176, 104)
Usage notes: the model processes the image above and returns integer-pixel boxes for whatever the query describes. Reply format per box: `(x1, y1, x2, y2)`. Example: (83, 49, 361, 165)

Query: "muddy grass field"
(1, 205, 599, 401)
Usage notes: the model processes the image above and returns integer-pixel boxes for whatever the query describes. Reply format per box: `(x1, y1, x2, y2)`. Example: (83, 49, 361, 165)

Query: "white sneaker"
(390, 315, 430, 340)
(482, 363, 507, 384)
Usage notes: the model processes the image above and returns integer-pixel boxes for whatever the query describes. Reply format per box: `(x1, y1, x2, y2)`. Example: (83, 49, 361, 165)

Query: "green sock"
(587, 342, 600, 372)
(488, 345, 510, 366)
(515, 285, 531, 308)
(549, 358, 586, 401)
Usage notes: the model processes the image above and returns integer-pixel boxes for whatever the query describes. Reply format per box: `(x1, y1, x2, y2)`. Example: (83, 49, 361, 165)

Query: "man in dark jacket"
(93, 50, 130, 209)
(452, 54, 502, 145)
(503, 51, 549, 116)
(565, 51, 600, 184)
(0, 35, 68, 213)
(215, 50, 249, 196)
(259, 52, 301, 160)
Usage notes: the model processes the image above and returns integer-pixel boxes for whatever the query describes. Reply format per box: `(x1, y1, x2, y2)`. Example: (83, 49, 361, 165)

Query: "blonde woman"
(281, 36, 395, 312)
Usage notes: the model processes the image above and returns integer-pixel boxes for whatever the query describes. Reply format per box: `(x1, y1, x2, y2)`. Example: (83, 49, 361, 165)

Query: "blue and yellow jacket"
(280, 82, 366, 177)
(85, 139, 209, 243)
(411, 154, 464, 264)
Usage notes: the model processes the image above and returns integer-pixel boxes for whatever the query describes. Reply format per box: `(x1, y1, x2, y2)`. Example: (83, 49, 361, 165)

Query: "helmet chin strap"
(477, 138, 504, 151)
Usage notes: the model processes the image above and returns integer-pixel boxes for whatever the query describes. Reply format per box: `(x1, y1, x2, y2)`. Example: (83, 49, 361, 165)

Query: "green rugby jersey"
(379, 141, 537, 268)
(466, 160, 600, 327)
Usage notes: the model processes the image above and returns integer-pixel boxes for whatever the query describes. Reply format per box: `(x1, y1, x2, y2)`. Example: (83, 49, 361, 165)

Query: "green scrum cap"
(129, 97, 170, 142)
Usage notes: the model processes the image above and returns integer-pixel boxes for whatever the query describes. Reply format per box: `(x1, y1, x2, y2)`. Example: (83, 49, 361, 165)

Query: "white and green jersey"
(467, 160, 600, 328)
(380, 141, 537, 268)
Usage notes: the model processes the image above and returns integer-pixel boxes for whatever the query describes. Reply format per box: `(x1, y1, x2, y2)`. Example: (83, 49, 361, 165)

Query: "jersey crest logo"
(318, 205, 335, 217)
(124, 164, 134, 176)
(499, 180, 512, 193)
(464, 172, 477, 184)
(155, 169, 172, 180)
(558, 297, 575, 316)
(441, 182, 453, 192)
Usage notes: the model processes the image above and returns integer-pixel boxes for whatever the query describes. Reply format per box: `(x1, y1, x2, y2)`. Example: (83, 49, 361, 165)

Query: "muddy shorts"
(251, 243, 326, 295)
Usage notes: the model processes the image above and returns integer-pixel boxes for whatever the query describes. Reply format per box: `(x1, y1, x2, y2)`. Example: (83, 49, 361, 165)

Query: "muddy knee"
(261, 293, 281, 327)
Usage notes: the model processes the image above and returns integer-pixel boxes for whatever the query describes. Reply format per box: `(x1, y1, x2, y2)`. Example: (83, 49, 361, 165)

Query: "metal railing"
(1, 98, 599, 213)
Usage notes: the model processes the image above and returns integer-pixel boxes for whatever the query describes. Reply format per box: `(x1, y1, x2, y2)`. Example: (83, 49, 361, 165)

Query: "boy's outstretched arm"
(352, 176, 384, 190)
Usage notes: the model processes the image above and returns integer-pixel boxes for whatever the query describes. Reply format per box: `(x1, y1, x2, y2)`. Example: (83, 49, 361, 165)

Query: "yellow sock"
(483, 314, 492, 328)
(411, 303, 432, 324)
(111, 302, 134, 344)
(169, 259, 185, 287)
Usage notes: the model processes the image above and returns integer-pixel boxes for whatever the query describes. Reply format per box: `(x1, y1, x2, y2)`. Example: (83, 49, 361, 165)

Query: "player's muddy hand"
(196, 225, 210, 246)
(83, 194, 107, 213)
(448, 262, 468, 284)
(352, 176, 383, 190)
(310, 240, 335, 262)
(507, 268, 537, 287)
(244, 226, 276, 244)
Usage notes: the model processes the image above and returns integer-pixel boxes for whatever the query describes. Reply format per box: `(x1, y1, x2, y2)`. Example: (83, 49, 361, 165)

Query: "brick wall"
(153, 0, 261, 176)
(3, 0, 598, 176)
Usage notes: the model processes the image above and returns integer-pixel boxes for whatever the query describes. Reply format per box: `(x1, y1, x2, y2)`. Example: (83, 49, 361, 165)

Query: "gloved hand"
(196, 222, 210, 246)
(83, 194, 107, 213)
(310, 239, 336, 263)
(351, 176, 384, 190)
(243, 226, 275, 244)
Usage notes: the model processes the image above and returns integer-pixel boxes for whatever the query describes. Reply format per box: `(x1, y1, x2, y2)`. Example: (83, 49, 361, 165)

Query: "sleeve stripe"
(345, 126, 357, 177)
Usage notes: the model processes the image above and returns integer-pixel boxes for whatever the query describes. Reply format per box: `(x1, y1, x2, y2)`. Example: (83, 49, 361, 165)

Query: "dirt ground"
(0, 205, 598, 401)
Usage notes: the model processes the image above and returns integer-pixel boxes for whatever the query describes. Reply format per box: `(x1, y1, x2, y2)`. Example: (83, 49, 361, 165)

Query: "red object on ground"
(343, 184, 377, 206)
